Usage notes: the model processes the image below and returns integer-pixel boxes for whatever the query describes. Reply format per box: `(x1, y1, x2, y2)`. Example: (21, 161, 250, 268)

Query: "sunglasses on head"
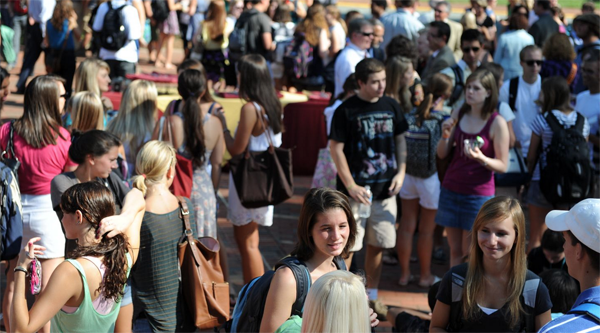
(462, 46, 480, 53)
(525, 60, 543, 66)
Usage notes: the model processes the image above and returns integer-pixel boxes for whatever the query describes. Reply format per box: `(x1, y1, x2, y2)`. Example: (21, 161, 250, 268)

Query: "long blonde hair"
(131, 141, 176, 196)
(70, 91, 104, 132)
(296, 3, 330, 46)
(385, 56, 413, 113)
(73, 58, 110, 97)
(464, 196, 527, 330)
(301, 271, 370, 333)
(107, 80, 158, 160)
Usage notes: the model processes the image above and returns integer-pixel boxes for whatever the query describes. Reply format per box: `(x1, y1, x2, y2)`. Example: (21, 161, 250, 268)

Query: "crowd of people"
(0, 0, 599, 332)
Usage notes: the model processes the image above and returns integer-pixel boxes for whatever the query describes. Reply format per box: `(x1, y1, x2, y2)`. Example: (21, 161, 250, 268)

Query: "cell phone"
(30, 258, 42, 295)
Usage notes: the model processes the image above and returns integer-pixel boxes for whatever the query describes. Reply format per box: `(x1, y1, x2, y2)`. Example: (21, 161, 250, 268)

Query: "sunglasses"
(60, 93, 69, 99)
(525, 60, 543, 66)
(462, 46, 480, 53)
(360, 32, 374, 37)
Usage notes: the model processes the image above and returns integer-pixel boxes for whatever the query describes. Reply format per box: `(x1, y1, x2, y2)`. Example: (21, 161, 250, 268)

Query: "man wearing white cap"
(538, 199, 600, 333)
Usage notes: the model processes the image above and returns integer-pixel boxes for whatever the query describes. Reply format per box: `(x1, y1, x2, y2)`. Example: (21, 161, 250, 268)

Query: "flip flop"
(418, 275, 442, 289)
(398, 275, 415, 287)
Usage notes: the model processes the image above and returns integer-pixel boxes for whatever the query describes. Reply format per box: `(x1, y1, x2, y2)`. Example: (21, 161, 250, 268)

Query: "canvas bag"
(228, 104, 293, 209)
(177, 197, 230, 329)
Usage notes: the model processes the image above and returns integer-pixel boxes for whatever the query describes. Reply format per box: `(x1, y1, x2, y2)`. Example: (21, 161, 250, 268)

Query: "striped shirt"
(530, 110, 590, 181)
(131, 198, 197, 332)
(538, 286, 600, 333)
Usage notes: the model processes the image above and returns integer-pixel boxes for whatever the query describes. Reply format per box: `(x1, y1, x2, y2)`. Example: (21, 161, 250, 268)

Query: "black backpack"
(446, 263, 539, 332)
(150, 0, 169, 23)
(447, 64, 464, 107)
(227, 256, 346, 333)
(229, 10, 257, 61)
(539, 112, 591, 205)
(100, 2, 128, 51)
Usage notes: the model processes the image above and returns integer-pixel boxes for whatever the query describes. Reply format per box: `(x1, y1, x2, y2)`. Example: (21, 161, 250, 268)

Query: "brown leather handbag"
(228, 104, 294, 208)
(177, 197, 230, 329)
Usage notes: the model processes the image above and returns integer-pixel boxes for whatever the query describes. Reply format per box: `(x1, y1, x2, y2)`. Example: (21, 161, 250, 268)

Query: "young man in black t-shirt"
(329, 58, 408, 320)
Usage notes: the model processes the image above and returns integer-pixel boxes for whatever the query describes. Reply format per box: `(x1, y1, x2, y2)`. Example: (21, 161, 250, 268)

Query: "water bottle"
(358, 185, 372, 218)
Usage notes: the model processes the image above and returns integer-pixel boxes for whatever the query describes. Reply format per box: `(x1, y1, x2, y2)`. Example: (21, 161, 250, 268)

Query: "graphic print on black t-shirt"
(355, 111, 398, 179)
(329, 95, 408, 200)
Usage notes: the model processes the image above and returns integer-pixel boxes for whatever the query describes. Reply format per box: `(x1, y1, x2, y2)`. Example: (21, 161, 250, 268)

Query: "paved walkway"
(0, 39, 451, 332)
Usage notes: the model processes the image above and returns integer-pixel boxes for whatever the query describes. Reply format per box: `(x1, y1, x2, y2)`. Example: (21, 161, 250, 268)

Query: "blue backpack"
(227, 256, 346, 333)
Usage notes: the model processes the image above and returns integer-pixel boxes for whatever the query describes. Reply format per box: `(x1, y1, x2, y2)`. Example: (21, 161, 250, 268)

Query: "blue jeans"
(11, 15, 27, 67)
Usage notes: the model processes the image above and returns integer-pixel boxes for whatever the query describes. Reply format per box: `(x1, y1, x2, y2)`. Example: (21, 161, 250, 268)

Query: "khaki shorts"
(350, 196, 397, 252)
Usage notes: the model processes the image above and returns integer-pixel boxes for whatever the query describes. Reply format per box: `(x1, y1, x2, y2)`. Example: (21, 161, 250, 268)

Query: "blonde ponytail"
(134, 141, 177, 195)
(131, 175, 148, 196)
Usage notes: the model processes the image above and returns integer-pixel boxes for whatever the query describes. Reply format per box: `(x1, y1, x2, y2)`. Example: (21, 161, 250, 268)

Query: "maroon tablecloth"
(126, 73, 178, 84)
(282, 98, 329, 176)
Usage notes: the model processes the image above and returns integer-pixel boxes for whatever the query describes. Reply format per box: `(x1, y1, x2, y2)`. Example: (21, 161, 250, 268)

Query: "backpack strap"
(569, 303, 600, 323)
(544, 111, 563, 135)
(448, 64, 463, 106)
(574, 112, 585, 134)
(509, 77, 519, 111)
(276, 257, 311, 317)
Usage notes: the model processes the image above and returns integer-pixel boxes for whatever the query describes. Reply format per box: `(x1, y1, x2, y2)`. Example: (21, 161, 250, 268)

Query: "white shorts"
(227, 173, 274, 227)
(399, 173, 441, 210)
(21, 194, 65, 259)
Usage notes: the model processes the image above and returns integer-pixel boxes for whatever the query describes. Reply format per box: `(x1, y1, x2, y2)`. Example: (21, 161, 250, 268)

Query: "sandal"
(398, 275, 415, 287)
(418, 275, 441, 289)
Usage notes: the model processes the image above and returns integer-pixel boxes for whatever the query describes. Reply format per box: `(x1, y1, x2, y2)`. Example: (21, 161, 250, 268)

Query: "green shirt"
(51, 253, 132, 333)
(274, 315, 303, 333)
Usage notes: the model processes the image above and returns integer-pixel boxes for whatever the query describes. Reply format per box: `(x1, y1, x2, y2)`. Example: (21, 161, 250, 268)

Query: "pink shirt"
(442, 113, 498, 196)
(0, 122, 75, 195)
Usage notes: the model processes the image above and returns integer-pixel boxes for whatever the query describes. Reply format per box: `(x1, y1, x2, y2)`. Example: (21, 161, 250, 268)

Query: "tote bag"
(228, 105, 293, 208)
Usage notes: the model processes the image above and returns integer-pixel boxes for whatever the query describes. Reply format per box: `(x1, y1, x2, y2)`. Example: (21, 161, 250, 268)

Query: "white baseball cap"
(545, 199, 600, 253)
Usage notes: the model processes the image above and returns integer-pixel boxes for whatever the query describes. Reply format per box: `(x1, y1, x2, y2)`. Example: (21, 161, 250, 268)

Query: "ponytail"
(131, 175, 147, 196)
(178, 69, 208, 168)
(182, 95, 207, 168)
(415, 93, 434, 128)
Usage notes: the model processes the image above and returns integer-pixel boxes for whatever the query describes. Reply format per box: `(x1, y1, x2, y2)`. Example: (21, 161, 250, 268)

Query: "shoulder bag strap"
(6, 120, 17, 159)
(509, 77, 519, 111)
(253, 102, 275, 149)
(177, 196, 204, 271)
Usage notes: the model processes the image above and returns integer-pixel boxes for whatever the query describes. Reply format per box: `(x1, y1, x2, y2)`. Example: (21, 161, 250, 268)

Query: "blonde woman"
(130, 141, 197, 332)
(325, 5, 346, 60)
(73, 58, 113, 112)
(69, 91, 104, 132)
(385, 56, 415, 113)
(107, 80, 158, 178)
(430, 196, 552, 332)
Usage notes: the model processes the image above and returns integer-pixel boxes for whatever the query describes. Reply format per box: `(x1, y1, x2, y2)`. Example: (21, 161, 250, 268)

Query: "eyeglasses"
(525, 60, 543, 66)
(360, 32, 374, 37)
(462, 46, 481, 53)
(434, 9, 445, 13)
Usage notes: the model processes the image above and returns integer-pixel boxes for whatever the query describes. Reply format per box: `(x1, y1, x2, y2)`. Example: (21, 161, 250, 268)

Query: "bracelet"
(14, 266, 29, 276)
(481, 157, 488, 166)
(442, 137, 450, 142)
(347, 183, 356, 191)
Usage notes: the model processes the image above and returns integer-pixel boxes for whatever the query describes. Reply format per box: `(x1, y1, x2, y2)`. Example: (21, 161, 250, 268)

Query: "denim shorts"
(435, 187, 493, 231)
